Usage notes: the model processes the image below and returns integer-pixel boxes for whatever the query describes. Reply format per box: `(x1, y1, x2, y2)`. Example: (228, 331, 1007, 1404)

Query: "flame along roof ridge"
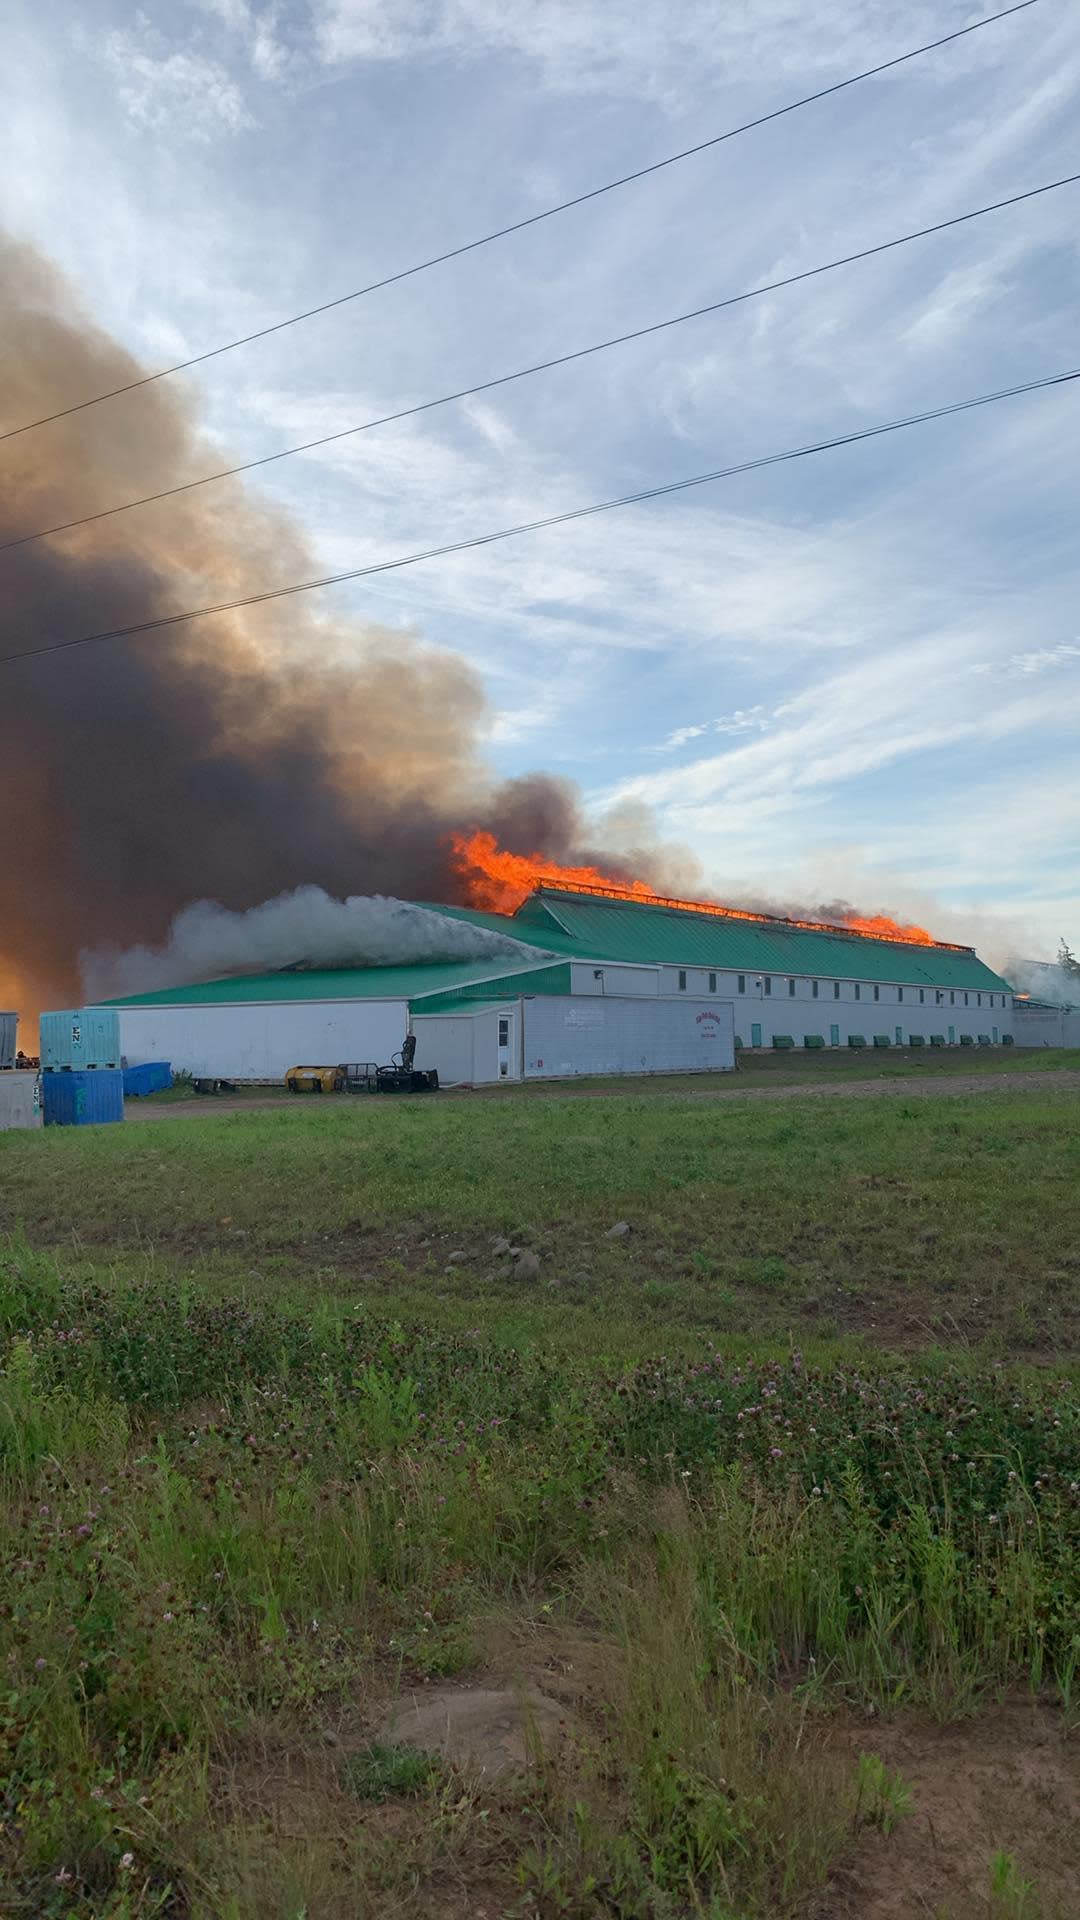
(494, 890, 1012, 992)
(531, 877, 972, 952)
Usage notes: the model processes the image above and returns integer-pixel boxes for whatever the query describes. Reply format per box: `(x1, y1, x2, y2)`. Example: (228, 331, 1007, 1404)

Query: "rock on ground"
(379, 1685, 571, 1778)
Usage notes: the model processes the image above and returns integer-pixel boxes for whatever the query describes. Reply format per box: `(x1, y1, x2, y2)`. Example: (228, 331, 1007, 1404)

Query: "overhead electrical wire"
(0, 0, 1040, 445)
(2, 364, 1076, 671)
(4, 167, 1076, 556)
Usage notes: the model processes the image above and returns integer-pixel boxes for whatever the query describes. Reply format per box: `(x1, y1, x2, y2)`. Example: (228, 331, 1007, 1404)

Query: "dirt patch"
(823, 1700, 1079, 1920)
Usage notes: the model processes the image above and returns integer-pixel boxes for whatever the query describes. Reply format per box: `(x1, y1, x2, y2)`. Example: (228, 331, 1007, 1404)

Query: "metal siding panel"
(0, 1013, 16, 1070)
(523, 996, 734, 1078)
(410, 1016, 475, 1084)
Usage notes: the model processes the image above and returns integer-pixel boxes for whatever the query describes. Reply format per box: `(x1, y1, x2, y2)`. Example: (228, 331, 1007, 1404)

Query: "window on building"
(854, 983, 861, 1000)
(873, 984, 880, 1002)
(936, 990, 943, 1005)
(898, 987, 904, 1003)
(950, 991, 955, 1006)
(964, 992, 969, 1007)
(738, 975, 746, 994)
(764, 977, 772, 996)
(498, 1018, 509, 1044)
(977, 992, 982, 1007)
(709, 972, 716, 993)
(834, 981, 841, 999)
(678, 970, 687, 991)
(788, 977, 796, 997)
(920, 988, 925, 1004)
(812, 980, 819, 998)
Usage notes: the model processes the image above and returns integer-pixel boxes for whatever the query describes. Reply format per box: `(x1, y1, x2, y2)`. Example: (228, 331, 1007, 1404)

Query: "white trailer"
(524, 993, 734, 1079)
(115, 997, 409, 1083)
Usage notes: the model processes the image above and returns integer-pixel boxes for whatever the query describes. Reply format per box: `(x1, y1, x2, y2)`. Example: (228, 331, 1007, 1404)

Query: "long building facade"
(100, 885, 1015, 1084)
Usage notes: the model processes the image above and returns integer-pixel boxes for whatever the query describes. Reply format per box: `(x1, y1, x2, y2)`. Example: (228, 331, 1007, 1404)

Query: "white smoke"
(1004, 957, 1079, 1008)
(80, 887, 549, 1000)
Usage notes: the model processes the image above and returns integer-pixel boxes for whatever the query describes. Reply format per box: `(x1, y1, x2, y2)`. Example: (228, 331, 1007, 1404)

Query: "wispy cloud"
(309, 0, 1002, 105)
(659, 707, 768, 750)
(1003, 641, 1080, 677)
(98, 27, 256, 139)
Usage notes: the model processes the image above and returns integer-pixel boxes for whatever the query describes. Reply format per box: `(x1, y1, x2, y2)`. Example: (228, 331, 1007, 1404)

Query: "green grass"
(4, 1083, 1079, 1353)
(0, 1086, 1077, 1916)
(465, 1044, 1080, 1094)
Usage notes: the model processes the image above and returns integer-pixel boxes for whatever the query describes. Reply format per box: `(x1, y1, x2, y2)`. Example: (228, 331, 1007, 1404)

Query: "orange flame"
(450, 831, 961, 951)
(449, 831, 657, 914)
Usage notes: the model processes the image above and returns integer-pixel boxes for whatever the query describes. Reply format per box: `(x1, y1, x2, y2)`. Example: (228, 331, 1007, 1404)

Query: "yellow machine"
(284, 1064, 345, 1094)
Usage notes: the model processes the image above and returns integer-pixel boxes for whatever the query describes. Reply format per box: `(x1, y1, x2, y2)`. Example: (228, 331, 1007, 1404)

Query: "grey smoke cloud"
(81, 888, 549, 999)
(0, 234, 686, 1024)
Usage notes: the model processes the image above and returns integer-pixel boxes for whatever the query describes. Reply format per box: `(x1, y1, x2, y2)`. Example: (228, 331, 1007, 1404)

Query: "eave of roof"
(97, 952, 561, 1008)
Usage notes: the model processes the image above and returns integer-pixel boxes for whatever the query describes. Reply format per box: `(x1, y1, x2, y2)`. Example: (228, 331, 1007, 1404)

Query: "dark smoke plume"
(0, 236, 685, 1022)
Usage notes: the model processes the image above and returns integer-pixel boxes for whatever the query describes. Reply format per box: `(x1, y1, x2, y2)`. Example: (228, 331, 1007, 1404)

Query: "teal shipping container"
(43, 1069, 124, 1127)
(40, 1008, 121, 1072)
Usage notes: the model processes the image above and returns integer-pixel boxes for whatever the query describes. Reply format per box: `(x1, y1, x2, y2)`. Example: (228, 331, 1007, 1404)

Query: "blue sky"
(4, 0, 1079, 957)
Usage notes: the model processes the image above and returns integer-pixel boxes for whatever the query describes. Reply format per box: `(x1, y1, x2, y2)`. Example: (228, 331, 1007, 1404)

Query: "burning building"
(96, 862, 1015, 1085)
(1, 237, 1021, 1074)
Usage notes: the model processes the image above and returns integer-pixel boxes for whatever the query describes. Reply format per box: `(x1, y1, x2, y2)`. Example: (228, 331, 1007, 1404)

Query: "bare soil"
(823, 1700, 1079, 1920)
(214, 1627, 1080, 1920)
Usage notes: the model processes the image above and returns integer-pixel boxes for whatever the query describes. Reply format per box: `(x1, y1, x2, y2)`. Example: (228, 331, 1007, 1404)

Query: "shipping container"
(40, 1008, 121, 1071)
(0, 1071, 42, 1131)
(0, 1013, 16, 1071)
(43, 1068, 124, 1127)
(122, 1061, 172, 1098)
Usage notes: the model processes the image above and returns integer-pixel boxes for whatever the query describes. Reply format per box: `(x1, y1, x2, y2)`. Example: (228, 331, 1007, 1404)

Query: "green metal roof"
(416, 902, 589, 958)
(99, 954, 560, 1009)
(99, 889, 1011, 1010)
(519, 892, 1011, 992)
(413, 964, 572, 1015)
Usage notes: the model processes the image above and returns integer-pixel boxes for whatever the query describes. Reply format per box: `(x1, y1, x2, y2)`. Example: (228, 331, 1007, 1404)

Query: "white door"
(497, 1014, 511, 1078)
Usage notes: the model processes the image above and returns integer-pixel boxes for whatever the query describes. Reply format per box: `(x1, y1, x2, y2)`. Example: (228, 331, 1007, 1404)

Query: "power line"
(0, 0, 1040, 446)
(3, 364, 1075, 671)
(5, 167, 1075, 556)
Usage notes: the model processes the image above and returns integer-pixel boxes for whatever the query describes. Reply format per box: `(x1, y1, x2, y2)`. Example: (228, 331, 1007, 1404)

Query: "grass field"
(0, 1080, 1077, 1917)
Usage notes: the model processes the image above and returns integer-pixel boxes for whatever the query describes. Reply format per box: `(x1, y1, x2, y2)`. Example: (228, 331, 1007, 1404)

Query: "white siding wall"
(116, 999, 408, 1081)
(660, 968, 1014, 1050)
(410, 1015, 475, 1085)
(569, 961, 660, 996)
(1013, 1004, 1080, 1048)
(523, 995, 734, 1078)
(412, 1005, 519, 1084)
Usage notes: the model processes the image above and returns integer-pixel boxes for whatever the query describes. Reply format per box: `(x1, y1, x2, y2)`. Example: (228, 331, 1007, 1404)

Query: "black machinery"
(374, 1033, 439, 1095)
(339, 1037, 439, 1095)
